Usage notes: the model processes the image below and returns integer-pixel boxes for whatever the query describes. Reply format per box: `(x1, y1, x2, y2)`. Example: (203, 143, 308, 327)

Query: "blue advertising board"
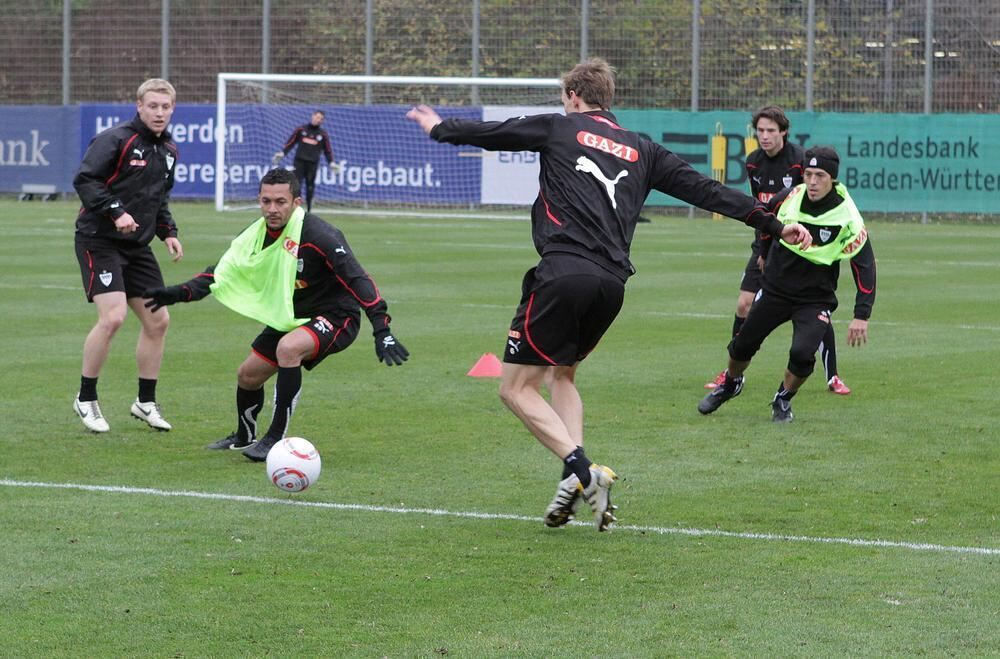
(0, 106, 78, 192)
(78, 104, 482, 203)
(221, 104, 481, 204)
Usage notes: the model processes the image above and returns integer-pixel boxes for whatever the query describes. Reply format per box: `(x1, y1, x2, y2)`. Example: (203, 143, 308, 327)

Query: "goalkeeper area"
(216, 73, 562, 212)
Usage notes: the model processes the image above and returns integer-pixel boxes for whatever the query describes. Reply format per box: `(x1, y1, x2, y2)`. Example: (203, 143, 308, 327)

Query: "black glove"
(142, 285, 187, 312)
(374, 329, 409, 366)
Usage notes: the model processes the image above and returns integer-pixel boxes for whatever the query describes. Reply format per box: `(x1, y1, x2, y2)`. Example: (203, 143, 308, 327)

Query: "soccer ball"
(266, 437, 322, 493)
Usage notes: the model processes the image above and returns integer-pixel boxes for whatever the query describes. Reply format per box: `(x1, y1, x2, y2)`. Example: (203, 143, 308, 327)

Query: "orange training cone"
(467, 352, 503, 378)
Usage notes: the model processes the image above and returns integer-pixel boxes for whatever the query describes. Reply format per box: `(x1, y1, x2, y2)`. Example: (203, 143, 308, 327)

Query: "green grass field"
(1, 199, 997, 657)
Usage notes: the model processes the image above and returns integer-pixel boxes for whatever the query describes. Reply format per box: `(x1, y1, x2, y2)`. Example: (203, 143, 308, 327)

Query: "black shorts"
(251, 313, 360, 371)
(75, 235, 164, 302)
(739, 251, 762, 293)
(504, 253, 625, 366)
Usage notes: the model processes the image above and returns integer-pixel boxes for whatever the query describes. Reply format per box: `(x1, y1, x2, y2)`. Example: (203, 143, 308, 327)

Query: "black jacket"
(174, 214, 390, 333)
(74, 114, 179, 246)
(431, 110, 783, 281)
(746, 141, 805, 256)
(746, 141, 805, 204)
(281, 124, 334, 164)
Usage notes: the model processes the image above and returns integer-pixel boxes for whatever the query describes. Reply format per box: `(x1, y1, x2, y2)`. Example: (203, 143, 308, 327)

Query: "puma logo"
(575, 156, 628, 209)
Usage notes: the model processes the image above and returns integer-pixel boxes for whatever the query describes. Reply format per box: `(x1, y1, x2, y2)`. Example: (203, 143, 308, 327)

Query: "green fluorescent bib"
(777, 183, 868, 265)
(209, 206, 310, 331)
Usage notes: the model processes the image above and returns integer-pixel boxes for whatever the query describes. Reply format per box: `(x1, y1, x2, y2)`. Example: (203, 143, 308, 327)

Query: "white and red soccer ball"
(266, 437, 322, 493)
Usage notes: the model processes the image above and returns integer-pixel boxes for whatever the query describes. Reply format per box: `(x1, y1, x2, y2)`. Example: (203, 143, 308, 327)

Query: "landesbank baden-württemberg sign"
(618, 110, 999, 214)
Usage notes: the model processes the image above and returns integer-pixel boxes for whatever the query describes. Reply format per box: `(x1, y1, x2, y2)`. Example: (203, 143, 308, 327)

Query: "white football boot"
(543, 474, 582, 527)
(130, 398, 172, 431)
(74, 396, 110, 433)
(581, 464, 619, 531)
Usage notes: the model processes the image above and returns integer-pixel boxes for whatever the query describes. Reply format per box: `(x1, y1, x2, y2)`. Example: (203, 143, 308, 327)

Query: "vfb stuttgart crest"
(99, 270, 113, 287)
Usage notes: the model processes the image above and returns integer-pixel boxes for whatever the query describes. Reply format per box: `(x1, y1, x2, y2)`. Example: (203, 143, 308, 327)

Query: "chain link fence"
(2, 0, 996, 112)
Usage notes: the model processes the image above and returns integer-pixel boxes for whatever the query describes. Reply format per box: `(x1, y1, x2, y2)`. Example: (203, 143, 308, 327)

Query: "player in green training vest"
(698, 146, 877, 422)
(142, 168, 409, 461)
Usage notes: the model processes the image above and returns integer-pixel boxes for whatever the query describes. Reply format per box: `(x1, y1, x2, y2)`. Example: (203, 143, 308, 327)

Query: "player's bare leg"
(541, 365, 588, 525)
(82, 292, 128, 379)
(500, 363, 576, 457)
(501, 363, 617, 530)
(74, 291, 128, 432)
(127, 296, 172, 430)
(130, 296, 169, 381)
(546, 365, 584, 446)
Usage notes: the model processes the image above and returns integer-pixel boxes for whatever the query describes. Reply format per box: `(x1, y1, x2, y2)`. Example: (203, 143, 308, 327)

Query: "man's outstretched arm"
(142, 266, 215, 311)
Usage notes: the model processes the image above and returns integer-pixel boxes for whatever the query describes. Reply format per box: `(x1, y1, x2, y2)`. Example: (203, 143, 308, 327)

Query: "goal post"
(215, 73, 562, 212)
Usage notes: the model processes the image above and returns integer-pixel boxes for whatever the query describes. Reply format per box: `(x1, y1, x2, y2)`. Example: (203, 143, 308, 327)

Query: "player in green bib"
(698, 146, 877, 422)
(143, 168, 409, 460)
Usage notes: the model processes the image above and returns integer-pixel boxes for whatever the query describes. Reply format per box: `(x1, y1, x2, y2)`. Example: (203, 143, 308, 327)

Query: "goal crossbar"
(219, 73, 562, 87)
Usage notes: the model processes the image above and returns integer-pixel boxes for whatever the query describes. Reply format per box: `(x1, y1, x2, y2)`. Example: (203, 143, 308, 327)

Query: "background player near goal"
(272, 109, 338, 213)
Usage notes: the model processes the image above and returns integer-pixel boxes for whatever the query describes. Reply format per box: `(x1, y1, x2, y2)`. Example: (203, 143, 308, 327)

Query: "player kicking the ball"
(408, 58, 812, 531)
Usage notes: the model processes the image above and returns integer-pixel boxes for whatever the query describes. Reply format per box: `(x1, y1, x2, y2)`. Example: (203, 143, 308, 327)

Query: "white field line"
(640, 310, 1000, 332)
(316, 208, 527, 222)
(2, 479, 996, 557)
(646, 251, 1000, 268)
(0, 282, 79, 291)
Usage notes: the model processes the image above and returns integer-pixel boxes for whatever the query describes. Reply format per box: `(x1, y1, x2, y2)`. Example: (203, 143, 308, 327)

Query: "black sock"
(265, 366, 302, 440)
(732, 314, 746, 339)
(820, 322, 838, 381)
(723, 370, 743, 387)
(563, 446, 593, 488)
(236, 386, 265, 442)
(775, 383, 797, 401)
(79, 376, 98, 402)
(138, 378, 157, 403)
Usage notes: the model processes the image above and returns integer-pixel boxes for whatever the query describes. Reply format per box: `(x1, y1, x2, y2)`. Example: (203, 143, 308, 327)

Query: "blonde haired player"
(72, 78, 183, 433)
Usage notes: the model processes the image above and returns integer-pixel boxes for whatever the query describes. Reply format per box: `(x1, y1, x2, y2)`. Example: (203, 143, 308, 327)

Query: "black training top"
(176, 213, 391, 333)
(431, 110, 783, 281)
(281, 123, 334, 164)
(746, 141, 805, 257)
(74, 114, 179, 246)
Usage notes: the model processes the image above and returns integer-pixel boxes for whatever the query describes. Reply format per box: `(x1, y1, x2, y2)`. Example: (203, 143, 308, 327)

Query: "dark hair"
(313, 109, 325, 117)
(752, 105, 790, 133)
(260, 167, 301, 198)
(561, 57, 616, 110)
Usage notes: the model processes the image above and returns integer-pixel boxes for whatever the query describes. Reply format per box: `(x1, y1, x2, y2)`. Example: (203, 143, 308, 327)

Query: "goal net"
(215, 74, 562, 212)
